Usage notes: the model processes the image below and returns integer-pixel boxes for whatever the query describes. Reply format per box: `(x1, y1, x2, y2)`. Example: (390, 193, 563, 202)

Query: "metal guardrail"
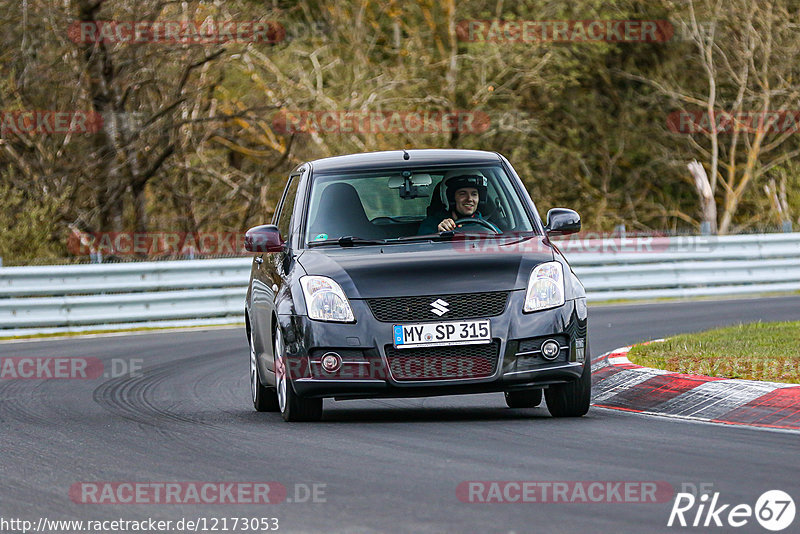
(0, 259, 252, 337)
(1, 233, 799, 337)
(0, 258, 251, 297)
(562, 232, 800, 301)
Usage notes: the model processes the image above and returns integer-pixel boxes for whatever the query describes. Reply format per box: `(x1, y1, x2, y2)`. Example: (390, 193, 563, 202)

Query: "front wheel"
(274, 327, 323, 422)
(250, 328, 279, 412)
(545, 359, 591, 418)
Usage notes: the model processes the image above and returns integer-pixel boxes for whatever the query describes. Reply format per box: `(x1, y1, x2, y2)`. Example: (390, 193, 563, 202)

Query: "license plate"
(393, 319, 491, 349)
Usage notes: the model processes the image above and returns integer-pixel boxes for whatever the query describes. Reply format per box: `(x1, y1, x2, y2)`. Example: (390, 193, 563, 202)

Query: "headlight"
(300, 276, 355, 322)
(523, 261, 565, 312)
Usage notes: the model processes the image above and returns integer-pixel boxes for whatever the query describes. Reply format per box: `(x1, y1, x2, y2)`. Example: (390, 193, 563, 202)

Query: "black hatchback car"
(244, 149, 589, 421)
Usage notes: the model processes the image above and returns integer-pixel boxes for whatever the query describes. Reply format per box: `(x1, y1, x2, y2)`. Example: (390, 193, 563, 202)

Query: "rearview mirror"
(387, 173, 433, 188)
(244, 225, 284, 252)
(388, 173, 431, 199)
(545, 208, 581, 236)
(410, 173, 432, 186)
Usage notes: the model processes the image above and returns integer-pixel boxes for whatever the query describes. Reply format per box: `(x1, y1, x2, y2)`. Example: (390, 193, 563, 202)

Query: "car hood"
(297, 237, 555, 298)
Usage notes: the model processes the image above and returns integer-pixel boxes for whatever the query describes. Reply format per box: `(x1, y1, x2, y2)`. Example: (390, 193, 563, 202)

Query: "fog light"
(541, 340, 560, 361)
(321, 352, 342, 373)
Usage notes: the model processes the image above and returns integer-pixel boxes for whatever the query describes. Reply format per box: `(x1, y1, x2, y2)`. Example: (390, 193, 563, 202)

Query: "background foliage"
(1, 0, 799, 263)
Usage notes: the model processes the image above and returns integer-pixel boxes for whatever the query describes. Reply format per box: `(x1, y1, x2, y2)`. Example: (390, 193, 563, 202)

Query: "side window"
(275, 175, 300, 239)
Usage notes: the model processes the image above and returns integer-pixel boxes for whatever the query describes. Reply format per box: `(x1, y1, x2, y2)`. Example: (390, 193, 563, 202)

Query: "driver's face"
(453, 188, 479, 217)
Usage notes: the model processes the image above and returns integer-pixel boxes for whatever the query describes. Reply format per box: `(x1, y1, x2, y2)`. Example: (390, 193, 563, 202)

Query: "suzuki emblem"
(430, 299, 449, 316)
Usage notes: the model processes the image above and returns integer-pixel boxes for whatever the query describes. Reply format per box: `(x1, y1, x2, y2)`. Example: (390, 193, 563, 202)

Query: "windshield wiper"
(308, 236, 387, 247)
(393, 232, 456, 243)
(396, 231, 538, 243)
(338, 236, 386, 247)
(309, 231, 540, 247)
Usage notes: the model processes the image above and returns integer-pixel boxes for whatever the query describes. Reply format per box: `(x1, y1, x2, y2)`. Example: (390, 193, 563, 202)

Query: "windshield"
(304, 164, 535, 245)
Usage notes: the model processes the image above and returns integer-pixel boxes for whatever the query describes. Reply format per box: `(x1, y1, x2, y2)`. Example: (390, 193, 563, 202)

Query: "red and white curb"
(591, 344, 800, 431)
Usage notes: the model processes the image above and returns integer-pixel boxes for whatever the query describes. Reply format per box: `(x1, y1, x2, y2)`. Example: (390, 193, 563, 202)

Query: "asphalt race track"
(2, 296, 800, 534)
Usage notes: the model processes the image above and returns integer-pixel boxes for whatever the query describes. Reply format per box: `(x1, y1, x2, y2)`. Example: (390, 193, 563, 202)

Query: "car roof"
(306, 149, 502, 174)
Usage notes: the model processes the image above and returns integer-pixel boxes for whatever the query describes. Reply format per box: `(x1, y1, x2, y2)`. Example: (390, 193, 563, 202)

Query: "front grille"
(384, 341, 500, 381)
(367, 292, 508, 322)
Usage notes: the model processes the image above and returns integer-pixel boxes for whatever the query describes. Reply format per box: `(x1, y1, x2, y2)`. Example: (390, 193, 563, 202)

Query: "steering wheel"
(452, 218, 501, 234)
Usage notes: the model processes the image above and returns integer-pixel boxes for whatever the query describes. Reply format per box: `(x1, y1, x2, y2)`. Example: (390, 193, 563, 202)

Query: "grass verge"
(627, 321, 800, 384)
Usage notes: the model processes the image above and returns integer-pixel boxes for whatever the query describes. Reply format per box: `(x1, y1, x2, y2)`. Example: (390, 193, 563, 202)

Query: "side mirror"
(244, 224, 284, 253)
(545, 208, 581, 236)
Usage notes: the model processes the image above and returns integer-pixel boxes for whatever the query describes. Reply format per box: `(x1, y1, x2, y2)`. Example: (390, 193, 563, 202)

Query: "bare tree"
(627, 0, 800, 233)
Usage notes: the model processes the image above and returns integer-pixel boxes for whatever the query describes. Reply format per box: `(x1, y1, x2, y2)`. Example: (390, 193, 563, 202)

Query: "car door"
(250, 170, 303, 383)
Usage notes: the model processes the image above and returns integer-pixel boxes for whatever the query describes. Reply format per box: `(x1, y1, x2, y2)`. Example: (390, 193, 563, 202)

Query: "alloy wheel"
(274, 328, 287, 412)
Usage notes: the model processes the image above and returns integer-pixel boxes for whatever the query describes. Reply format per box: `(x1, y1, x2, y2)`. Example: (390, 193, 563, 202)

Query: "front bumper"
(278, 292, 588, 399)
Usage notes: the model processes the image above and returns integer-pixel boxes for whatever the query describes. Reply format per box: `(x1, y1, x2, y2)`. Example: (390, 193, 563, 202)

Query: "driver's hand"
(437, 218, 456, 232)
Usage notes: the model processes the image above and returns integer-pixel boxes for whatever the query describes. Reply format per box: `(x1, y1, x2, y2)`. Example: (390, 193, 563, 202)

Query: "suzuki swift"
(244, 149, 589, 421)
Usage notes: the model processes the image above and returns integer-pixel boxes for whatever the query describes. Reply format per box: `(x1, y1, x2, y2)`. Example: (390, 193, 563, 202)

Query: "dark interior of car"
(308, 177, 513, 242)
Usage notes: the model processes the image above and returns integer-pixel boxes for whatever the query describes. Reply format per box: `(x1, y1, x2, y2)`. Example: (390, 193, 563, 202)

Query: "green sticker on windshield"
(314, 233, 329, 241)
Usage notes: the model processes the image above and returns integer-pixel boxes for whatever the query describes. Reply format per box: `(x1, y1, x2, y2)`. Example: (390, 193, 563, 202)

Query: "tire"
(545, 358, 592, 418)
(250, 328, 279, 412)
(274, 327, 323, 422)
(504, 389, 543, 408)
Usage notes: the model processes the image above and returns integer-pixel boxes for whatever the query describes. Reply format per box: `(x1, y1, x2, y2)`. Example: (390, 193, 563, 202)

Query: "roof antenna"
(402, 149, 410, 160)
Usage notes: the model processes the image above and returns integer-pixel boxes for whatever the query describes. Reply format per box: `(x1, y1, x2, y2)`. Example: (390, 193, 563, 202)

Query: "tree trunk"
(687, 160, 718, 234)
(132, 181, 148, 233)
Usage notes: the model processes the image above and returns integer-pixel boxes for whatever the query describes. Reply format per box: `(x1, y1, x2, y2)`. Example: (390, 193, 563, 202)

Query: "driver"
(417, 174, 500, 234)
